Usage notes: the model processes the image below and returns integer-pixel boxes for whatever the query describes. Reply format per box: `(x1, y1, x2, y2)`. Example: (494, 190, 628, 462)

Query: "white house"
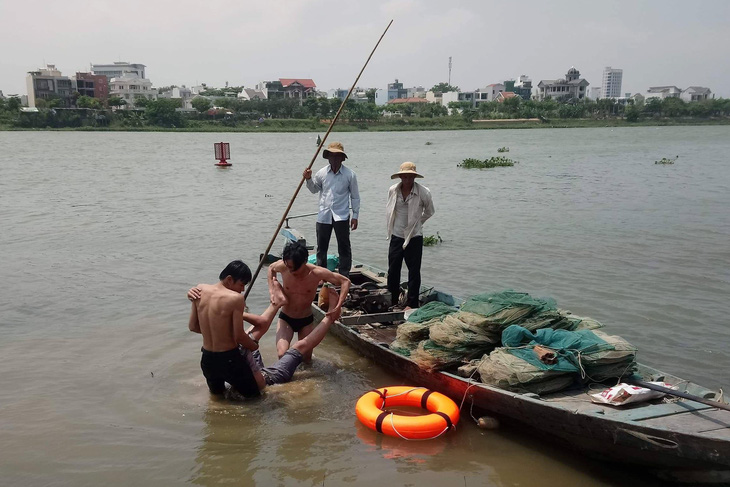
(536, 67, 589, 100)
(109, 73, 157, 108)
(680, 86, 713, 102)
(644, 86, 682, 100)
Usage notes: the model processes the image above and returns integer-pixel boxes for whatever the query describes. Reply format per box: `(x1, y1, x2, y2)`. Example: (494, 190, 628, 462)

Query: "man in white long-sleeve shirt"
(386, 162, 435, 308)
(303, 141, 360, 279)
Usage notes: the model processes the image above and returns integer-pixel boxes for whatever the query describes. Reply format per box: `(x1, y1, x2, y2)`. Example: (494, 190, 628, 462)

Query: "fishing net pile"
(471, 325, 637, 394)
(389, 290, 636, 393)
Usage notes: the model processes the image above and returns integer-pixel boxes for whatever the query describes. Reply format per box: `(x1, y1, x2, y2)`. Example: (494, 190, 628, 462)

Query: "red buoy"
(214, 142, 232, 167)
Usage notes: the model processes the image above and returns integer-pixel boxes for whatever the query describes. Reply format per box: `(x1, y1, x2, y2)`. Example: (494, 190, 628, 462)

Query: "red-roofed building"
(279, 78, 317, 103)
(496, 91, 518, 103)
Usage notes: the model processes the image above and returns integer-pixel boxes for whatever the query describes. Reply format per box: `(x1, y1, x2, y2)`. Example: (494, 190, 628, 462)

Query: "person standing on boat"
(386, 162, 435, 309)
(303, 141, 360, 279)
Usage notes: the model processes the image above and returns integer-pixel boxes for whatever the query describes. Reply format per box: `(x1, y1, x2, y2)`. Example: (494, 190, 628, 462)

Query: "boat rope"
(458, 355, 491, 425)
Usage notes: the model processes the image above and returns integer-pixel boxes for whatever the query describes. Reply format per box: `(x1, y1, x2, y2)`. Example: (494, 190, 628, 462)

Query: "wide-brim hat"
(391, 161, 423, 179)
(323, 141, 347, 159)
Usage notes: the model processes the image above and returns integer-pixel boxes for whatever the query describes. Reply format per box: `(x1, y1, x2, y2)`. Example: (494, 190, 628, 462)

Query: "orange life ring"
(356, 386, 460, 440)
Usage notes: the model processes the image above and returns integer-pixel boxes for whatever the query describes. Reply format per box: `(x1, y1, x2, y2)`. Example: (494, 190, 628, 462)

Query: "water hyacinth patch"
(458, 156, 517, 168)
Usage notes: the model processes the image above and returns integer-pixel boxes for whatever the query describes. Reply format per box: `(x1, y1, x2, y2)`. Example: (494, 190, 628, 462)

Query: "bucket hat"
(391, 161, 423, 179)
(322, 142, 348, 159)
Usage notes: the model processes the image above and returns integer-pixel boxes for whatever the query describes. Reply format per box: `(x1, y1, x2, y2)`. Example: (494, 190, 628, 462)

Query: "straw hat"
(391, 161, 423, 179)
(323, 141, 348, 159)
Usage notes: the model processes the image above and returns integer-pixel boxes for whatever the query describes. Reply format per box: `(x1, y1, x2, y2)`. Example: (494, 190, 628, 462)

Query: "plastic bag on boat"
(590, 382, 671, 406)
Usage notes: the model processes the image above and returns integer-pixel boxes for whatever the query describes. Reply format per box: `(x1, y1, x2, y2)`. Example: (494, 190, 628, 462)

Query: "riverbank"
(1, 117, 730, 133)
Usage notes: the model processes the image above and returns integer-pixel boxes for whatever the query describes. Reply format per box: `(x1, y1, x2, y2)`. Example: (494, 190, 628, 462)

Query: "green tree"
(191, 97, 211, 113)
(431, 82, 459, 94)
(144, 98, 185, 127)
(108, 96, 126, 109)
(77, 96, 102, 109)
(6, 96, 22, 111)
(366, 88, 376, 104)
(134, 96, 151, 109)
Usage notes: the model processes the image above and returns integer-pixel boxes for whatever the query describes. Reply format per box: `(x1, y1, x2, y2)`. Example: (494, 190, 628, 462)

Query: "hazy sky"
(2, 0, 729, 97)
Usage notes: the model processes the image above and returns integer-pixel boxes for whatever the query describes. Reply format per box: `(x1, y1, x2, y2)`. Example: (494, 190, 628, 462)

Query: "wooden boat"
(311, 262, 730, 484)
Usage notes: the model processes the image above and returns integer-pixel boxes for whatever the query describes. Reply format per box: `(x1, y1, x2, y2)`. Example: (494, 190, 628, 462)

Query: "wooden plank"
(610, 400, 714, 421)
(636, 409, 730, 436)
(340, 311, 404, 325)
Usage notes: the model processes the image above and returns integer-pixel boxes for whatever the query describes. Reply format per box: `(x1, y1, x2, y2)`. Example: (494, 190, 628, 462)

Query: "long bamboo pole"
(245, 19, 394, 299)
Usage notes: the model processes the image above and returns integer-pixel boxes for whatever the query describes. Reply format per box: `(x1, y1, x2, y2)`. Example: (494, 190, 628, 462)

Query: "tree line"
(1, 92, 729, 129)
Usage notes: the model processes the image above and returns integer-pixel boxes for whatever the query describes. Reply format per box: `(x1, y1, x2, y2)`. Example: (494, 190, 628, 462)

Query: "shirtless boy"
(188, 259, 341, 398)
(268, 242, 350, 361)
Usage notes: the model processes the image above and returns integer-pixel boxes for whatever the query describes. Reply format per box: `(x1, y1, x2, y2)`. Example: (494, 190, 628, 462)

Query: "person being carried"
(268, 241, 350, 361)
(187, 260, 341, 398)
(303, 141, 360, 279)
(386, 162, 435, 309)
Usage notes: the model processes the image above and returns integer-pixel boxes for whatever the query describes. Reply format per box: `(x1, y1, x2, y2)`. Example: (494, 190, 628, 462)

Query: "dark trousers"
(316, 218, 351, 278)
(388, 235, 423, 308)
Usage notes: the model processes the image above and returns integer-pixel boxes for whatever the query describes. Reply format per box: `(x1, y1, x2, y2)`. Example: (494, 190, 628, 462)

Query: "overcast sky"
(2, 0, 729, 98)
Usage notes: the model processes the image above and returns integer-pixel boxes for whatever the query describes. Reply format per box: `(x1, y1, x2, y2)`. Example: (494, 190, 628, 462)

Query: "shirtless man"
(268, 242, 350, 361)
(188, 259, 341, 398)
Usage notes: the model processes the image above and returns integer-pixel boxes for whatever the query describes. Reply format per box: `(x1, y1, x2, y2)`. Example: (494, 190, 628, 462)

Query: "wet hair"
(282, 242, 308, 271)
(219, 260, 252, 284)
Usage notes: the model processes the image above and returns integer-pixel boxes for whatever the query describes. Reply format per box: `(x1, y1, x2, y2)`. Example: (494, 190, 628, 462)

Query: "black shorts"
(200, 347, 260, 398)
(279, 312, 314, 333)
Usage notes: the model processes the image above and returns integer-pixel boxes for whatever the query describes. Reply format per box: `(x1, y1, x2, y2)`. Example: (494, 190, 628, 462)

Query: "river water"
(1, 127, 728, 486)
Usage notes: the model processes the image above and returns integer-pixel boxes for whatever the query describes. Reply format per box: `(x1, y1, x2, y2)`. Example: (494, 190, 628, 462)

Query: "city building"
(109, 73, 157, 108)
(375, 89, 388, 106)
(26, 64, 73, 108)
(644, 86, 682, 100)
(74, 72, 109, 101)
(588, 87, 601, 100)
(256, 80, 284, 99)
(441, 91, 474, 108)
(536, 67, 589, 100)
(91, 62, 146, 80)
(387, 79, 408, 102)
(680, 86, 713, 102)
(509, 75, 533, 100)
(601, 67, 623, 99)
(406, 86, 426, 98)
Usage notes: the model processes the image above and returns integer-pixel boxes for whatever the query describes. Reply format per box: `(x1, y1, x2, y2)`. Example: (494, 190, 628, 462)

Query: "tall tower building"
(601, 67, 623, 99)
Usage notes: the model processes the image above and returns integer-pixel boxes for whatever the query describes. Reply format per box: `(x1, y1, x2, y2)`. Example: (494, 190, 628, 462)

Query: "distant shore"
(2, 117, 729, 133)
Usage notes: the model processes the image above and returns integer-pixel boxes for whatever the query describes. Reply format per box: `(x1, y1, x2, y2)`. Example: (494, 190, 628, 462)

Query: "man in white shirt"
(385, 162, 435, 308)
(303, 142, 360, 279)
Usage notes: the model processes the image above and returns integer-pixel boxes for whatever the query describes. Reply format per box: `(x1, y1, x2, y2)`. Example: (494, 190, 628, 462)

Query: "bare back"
(194, 283, 244, 351)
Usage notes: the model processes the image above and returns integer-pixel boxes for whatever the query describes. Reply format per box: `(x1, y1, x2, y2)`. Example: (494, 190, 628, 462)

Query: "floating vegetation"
(423, 233, 443, 246)
(497, 146, 510, 153)
(458, 156, 517, 169)
(425, 141, 433, 145)
(655, 156, 678, 165)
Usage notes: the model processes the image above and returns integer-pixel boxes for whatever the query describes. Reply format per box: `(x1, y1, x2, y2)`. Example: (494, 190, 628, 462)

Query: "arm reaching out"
(314, 268, 351, 317)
